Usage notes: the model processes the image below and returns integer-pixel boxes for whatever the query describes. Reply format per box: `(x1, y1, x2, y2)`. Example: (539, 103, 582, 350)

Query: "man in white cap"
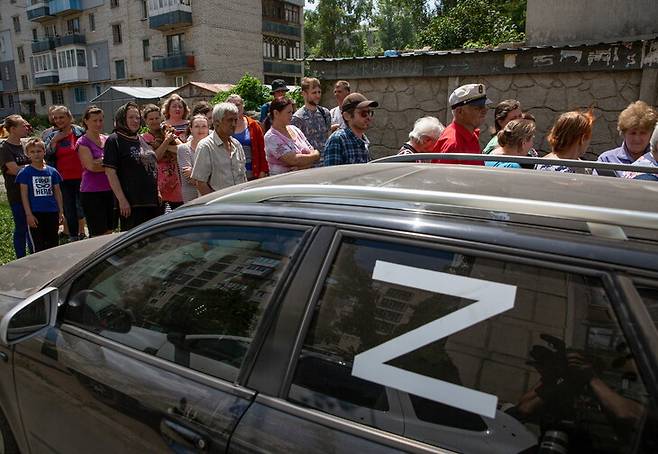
(432, 83, 493, 165)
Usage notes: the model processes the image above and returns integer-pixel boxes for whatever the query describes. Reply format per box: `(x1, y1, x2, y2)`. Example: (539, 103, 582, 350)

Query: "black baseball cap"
(341, 93, 379, 113)
(270, 79, 289, 94)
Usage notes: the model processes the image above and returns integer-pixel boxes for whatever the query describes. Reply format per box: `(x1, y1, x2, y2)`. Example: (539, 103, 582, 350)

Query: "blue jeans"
(10, 202, 33, 258)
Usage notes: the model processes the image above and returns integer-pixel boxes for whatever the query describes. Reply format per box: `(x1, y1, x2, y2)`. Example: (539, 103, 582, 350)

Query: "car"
(0, 163, 657, 454)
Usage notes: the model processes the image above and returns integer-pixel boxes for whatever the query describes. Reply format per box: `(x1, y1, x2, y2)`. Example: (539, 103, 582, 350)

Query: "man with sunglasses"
(324, 93, 379, 167)
(433, 83, 493, 165)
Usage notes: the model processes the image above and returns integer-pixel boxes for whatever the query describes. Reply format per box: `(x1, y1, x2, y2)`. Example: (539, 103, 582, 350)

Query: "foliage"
(0, 201, 16, 265)
(211, 73, 272, 112)
(288, 88, 305, 110)
(304, 0, 374, 57)
(421, 0, 525, 50)
(374, 0, 431, 51)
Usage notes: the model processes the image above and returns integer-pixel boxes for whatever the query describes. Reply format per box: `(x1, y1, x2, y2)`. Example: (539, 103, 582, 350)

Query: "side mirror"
(0, 286, 58, 346)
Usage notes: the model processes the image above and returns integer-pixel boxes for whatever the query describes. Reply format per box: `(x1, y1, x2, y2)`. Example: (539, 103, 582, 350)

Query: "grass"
(0, 199, 16, 265)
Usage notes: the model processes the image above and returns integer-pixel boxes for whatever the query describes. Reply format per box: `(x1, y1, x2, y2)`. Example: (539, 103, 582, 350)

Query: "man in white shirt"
(330, 80, 350, 132)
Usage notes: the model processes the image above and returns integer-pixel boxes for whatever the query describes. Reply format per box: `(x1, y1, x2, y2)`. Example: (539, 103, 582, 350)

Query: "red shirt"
(55, 132, 84, 180)
(431, 122, 483, 165)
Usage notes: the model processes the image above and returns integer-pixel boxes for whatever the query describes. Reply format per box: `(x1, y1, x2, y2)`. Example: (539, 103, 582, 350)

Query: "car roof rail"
(371, 153, 658, 175)
(206, 184, 658, 234)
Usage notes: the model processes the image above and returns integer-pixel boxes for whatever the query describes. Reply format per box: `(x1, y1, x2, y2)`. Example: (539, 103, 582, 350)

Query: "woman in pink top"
(76, 106, 117, 236)
(162, 94, 190, 142)
(264, 98, 320, 175)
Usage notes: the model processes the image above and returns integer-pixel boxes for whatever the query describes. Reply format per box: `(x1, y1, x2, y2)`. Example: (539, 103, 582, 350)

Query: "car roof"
(188, 163, 657, 215)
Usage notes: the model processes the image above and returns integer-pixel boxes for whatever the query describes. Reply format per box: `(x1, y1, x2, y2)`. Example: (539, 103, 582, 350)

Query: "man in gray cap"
(432, 83, 493, 165)
(324, 92, 379, 166)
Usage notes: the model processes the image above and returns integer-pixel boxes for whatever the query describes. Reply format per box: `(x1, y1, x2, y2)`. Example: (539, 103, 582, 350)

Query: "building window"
(91, 49, 98, 68)
(17, 46, 24, 64)
(144, 79, 152, 87)
(89, 13, 96, 32)
(94, 84, 102, 96)
(8, 94, 14, 108)
(263, 36, 301, 59)
(57, 48, 86, 68)
(74, 86, 87, 103)
(142, 39, 150, 61)
(66, 17, 81, 34)
(141, 0, 148, 19)
(21, 74, 28, 90)
(44, 24, 57, 38)
(166, 34, 183, 56)
(0, 96, 4, 109)
(175, 75, 185, 87)
(110, 0, 119, 7)
(284, 4, 300, 23)
(12, 16, 20, 33)
(4, 66, 9, 81)
(39, 91, 46, 106)
(115, 60, 126, 79)
(32, 29, 38, 41)
(112, 24, 122, 45)
(51, 89, 64, 105)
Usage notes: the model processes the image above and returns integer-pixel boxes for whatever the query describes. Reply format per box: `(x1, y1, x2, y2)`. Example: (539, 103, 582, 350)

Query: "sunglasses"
(356, 110, 374, 118)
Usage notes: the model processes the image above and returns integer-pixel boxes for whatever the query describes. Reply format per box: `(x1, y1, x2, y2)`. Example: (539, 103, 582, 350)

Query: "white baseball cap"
(449, 84, 493, 109)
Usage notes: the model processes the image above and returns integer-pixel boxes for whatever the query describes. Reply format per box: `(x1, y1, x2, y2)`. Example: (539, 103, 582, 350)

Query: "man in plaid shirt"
(324, 93, 379, 166)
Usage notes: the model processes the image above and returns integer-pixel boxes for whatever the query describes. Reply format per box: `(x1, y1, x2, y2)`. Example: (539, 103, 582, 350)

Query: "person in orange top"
(432, 84, 493, 165)
(227, 94, 269, 179)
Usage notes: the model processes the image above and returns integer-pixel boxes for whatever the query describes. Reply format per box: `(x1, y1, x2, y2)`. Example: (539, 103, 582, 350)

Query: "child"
(16, 138, 64, 252)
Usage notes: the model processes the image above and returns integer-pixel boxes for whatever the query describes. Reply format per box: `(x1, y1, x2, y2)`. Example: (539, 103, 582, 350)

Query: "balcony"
(34, 69, 59, 86)
(152, 53, 195, 72)
(263, 19, 301, 38)
(31, 37, 57, 53)
(264, 60, 302, 76)
(148, 0, 192, 31)
(57, 46, 88, 83)
(27, 2, 54, 22)
(49, 0, 82, 16)
(55, 33, 86, 47)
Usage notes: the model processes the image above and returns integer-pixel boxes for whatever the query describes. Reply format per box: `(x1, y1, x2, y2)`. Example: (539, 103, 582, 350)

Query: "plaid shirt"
(323, 127, 371, 166)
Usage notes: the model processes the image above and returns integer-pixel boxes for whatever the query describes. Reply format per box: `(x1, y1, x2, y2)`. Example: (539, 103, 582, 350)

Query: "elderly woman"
(103, 102, 163, 231)
(598, 101, 658, 177)
(398, 116, 445, 155)
(178, 114, 209, 202)
(43, 105, 86, 241)
(0, 115, 33, 257)
(483, 99, 522, 154)
(191, 102, 247, 195)
(264, 97, 320, 175)
(624, 123, 658, 181)
(226, 94, 268, 180)
(485, 119, 536, 169)
(536, 110, 594, 174)
(162, 94, 190, 141)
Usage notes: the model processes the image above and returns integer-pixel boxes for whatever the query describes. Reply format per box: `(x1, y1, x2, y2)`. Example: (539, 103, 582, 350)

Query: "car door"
(11, 221, 310, 454)
(231, 228, 658, 453)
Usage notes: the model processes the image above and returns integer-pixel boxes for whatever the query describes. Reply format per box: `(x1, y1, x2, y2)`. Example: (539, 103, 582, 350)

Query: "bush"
(0, 201, 16, 265)
(211, 74, 272, 112)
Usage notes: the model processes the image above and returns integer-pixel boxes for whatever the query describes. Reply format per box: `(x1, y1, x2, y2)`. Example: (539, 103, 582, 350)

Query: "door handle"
(0, 351, 7, 362)
(160, 418, 208, 452)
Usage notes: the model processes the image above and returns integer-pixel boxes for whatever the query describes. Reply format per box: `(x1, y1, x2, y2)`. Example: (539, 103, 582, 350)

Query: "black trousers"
(59, 179, 83, 238)
(28, 212, 60, 252)
(119, 206, 161, 232)
(80, 191, 117, 236)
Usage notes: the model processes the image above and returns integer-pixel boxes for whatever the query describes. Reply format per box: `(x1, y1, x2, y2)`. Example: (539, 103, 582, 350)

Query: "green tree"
(211, 73, 271, 112)
(374, 0, 431, 51)
(304, 0, 373, 57)
(420, 0, 525, 50)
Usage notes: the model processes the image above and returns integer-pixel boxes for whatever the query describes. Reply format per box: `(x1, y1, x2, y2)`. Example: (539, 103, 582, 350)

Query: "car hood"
(0, 234, 120, 304)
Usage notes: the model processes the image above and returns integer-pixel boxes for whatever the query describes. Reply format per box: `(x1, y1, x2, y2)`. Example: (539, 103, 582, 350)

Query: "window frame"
(56, 218, 314, 388)
(268, 226, 658, 445)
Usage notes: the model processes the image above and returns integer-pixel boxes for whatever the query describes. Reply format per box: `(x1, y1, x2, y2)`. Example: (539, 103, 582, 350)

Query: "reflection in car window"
(636, 285, 658, 332)
(289, 237, 655, 453)
(64, 226, 304, 382)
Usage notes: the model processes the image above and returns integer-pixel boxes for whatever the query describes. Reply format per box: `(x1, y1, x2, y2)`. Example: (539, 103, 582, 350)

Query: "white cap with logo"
(449, 84, 493, 109)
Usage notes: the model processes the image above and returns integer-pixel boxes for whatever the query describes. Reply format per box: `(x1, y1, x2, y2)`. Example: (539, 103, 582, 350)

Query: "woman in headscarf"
(103, 102, 163, 231)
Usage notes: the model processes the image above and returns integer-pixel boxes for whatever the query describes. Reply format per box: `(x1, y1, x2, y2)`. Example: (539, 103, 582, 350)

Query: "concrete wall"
(314, 38, 658, 159)
(526, 0, 658, 45)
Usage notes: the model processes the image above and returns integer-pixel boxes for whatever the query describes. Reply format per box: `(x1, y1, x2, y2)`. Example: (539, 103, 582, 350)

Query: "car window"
(635, 285, 658, 332)
(288, 236, 655, 454)
(64, 225, 305, 382)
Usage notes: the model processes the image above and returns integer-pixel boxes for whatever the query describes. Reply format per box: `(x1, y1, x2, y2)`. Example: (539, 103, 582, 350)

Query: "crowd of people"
(1, 77, 657, 259)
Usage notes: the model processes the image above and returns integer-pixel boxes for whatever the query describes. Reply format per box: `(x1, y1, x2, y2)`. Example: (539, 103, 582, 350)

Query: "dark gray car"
(0, 164, 657, 453)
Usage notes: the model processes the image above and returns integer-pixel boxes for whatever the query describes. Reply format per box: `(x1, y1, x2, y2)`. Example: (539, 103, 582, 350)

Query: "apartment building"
(0, 0, 303, 119)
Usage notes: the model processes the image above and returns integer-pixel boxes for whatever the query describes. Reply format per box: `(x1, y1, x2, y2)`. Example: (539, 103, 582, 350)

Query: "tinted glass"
(636, 285, 658, 332)
(65, 226, 304, 382)
(289, 237, 655, 453)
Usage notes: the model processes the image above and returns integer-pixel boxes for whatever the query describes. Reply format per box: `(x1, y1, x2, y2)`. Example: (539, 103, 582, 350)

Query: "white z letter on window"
(352, 260, 517, 418)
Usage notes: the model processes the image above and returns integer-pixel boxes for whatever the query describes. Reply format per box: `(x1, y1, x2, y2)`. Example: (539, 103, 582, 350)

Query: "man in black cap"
(324, 92, 378, 166)
(260, 79, 289, 132)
